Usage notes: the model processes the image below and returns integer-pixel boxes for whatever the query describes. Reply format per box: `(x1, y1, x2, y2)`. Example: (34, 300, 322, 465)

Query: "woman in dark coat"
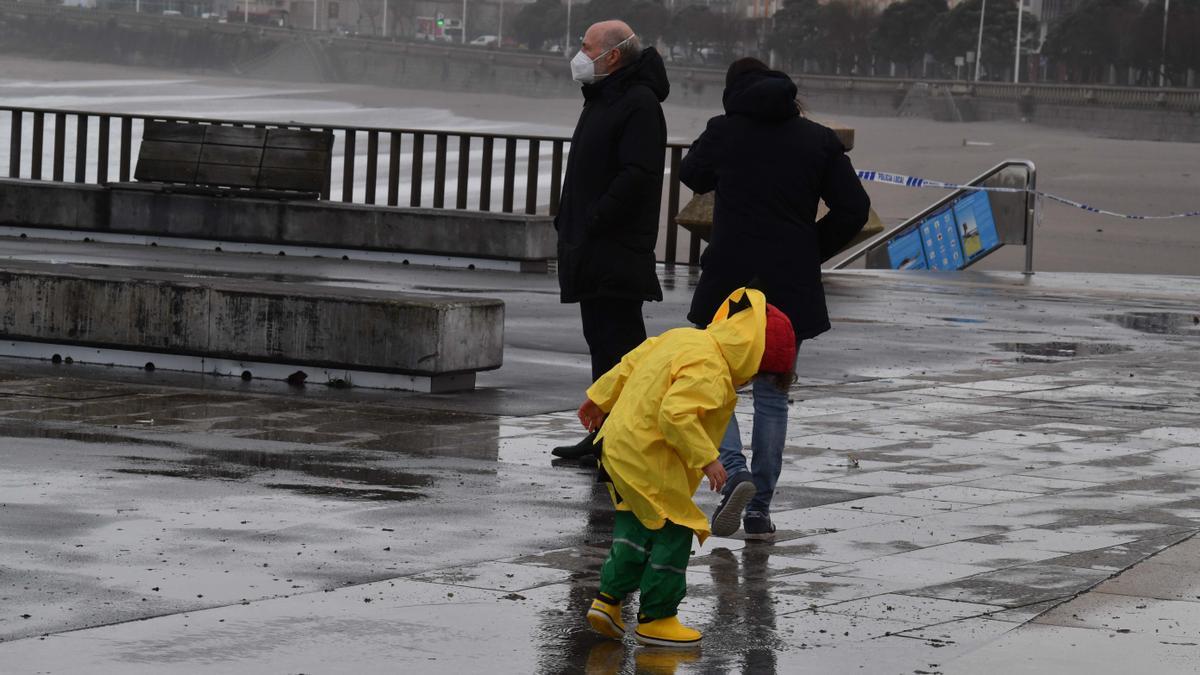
(681, 58, 871, 539)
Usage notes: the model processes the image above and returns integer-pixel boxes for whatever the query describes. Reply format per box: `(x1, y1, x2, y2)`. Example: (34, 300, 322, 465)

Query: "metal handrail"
(0, 104, 702, 266)
(830, 159, 1038, 275)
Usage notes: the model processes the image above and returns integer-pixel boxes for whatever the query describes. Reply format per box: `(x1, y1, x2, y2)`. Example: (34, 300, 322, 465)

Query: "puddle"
(992, 341, 1132, 361)
(1103, 312, 1200, 336)
(0, 422, 186, 448)
(111, 449, 434, 501)
(260, 483, 423, 502)
(940, 317, 986, 324)
(411, 285, 556, 296)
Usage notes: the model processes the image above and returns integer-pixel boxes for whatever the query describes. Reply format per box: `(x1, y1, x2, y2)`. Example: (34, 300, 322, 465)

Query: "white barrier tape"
(856, 170, 1200, 220)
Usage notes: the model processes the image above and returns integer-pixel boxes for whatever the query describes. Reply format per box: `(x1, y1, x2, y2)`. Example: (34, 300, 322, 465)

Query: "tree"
(928, 0, 1039, 80)
(1133, 0, 1200, 85)
(627, 1, 670, 46)
(666, 4, 725, 58)
(770, 0, 825, 72)
(873, 0, 948, 77)
(513, 0, 564, 50)
(771, 0, 879, 74)
(1041, 0, 1139, 83)
(821, 0, 879, 75)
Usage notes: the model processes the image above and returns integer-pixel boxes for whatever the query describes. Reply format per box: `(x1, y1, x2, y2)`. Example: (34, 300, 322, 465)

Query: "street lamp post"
(566, 0, 572, 53)
(462, 0, 467, 43)
(974, 0, 987, 81)
(382, 0, 388, 37)
(1013, 0, 1023, 83)
(1159, 0, 1171, 87)
(244, 0, 249, 24)
(498, 0, 504, 46)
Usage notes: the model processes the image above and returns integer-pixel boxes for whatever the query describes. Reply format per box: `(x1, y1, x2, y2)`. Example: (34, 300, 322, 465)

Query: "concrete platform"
(0, 236, 1198, 673)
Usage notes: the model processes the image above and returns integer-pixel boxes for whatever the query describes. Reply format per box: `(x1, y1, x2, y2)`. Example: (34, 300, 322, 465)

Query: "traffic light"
(436, 12, 444, 26)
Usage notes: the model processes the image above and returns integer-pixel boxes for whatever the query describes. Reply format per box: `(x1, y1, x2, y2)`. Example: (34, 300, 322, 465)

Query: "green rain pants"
(598, 511, 693, 622)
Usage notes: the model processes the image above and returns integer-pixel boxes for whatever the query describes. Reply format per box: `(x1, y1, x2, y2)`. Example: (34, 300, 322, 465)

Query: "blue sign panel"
(882, 189, 1002, 271)
(918, 208, 963, 270)
(886, 228, 928, 270)
(952, 191, 1001, 263)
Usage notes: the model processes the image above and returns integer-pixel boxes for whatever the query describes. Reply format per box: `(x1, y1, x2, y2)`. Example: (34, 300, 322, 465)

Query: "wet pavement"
(2, 238, 1200, 673)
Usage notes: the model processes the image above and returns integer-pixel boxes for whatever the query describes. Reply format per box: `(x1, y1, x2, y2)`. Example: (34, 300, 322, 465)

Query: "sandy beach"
(1, 55, 1197, 276)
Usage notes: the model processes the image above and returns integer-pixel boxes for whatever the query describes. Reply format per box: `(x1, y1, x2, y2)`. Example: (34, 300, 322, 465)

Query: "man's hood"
(705, 288, 766, 386)
(722, 70, 798, 121)
(586, 47, 670, 102)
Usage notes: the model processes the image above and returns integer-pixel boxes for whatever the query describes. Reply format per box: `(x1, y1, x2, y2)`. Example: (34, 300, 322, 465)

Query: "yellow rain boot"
(634, 615, 701, 648)
(587, 597, 626, 640)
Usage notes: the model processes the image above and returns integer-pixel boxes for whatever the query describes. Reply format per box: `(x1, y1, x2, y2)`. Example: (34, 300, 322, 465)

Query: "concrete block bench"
(0, 179, 555, 273)
(0, 260, 503, 392)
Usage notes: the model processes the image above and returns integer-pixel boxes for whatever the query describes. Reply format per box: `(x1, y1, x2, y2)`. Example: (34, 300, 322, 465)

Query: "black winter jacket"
(555, 48, 669, 303)
(681, 69, 870, 340)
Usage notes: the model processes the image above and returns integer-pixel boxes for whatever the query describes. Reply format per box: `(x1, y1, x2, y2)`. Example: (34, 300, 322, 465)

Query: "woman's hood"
(722, 70, 799, 122)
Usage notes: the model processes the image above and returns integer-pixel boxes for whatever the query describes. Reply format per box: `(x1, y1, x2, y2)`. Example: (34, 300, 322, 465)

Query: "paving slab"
(1, 242, 1199, 672)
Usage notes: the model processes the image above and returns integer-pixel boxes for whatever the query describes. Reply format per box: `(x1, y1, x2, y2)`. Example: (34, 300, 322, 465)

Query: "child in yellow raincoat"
(579, 287, 796, 647)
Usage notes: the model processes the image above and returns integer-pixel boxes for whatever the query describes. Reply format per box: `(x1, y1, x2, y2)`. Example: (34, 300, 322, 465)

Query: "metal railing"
(832, 160, 1038, 275)
(0, 105, 700, 265)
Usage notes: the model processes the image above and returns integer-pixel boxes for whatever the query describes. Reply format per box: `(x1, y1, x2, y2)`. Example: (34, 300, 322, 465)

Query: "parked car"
(470, 35, 498, 47)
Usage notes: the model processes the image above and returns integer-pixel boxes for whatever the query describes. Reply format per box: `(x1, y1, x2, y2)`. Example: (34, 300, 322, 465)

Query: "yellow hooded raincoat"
(586, 288, 767, 545)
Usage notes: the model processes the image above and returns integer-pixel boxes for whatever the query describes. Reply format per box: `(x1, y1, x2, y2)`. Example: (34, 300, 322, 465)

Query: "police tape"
(856, 170, 1200, 220)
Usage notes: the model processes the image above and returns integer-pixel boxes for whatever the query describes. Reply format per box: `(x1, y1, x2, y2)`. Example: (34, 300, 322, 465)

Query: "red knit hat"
(760, 304, 796, 374)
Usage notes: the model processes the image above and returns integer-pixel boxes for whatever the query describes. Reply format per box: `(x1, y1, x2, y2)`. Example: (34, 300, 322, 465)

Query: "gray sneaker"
(711, 472, 755, 537)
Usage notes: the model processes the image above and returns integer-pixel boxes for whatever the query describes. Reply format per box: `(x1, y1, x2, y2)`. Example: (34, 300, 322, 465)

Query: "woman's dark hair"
(759, 370, 796, 393)
(725, 57, 769, 89)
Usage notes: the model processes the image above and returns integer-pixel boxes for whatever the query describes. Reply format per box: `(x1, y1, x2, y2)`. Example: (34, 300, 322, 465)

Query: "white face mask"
(570, 34, 636, 84)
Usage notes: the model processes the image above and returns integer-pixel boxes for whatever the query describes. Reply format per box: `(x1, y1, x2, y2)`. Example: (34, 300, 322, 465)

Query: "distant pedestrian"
(681, 57, 870, 540)
(551, 19, 670, 463)
(580, 288, 796, 647)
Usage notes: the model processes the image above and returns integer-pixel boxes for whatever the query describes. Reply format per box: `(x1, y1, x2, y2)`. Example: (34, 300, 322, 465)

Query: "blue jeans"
(718, 342, 801, 515)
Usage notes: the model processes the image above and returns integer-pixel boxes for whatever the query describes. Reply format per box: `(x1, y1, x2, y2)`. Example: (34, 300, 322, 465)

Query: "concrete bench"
(0, 260, 503, 392)
(0, 179, 556, 272)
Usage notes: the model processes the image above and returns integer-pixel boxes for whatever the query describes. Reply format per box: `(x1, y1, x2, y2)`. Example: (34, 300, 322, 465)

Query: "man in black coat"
(681, 58, 870, 537)
(551, 20, 669, 461)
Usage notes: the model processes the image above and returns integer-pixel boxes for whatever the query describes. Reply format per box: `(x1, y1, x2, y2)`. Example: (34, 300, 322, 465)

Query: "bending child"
(579, 287, 796, 647)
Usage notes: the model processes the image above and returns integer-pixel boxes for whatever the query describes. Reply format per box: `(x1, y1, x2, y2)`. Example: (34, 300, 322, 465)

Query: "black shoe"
(710, 472, 755, 537)
(743, 511, 776, 541)
(551, 431, 598, 460)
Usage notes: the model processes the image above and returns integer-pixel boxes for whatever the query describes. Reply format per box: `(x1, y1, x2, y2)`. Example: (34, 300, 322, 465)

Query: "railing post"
(665, 147, 682, 267)
(410, 133, 425, 207)
(456, 135, 471, 210)
(97, 116, 110, 184)
(7, 109, 22, 179)
(433, 133, 447, 208)
(524, 139, 539, 215)
(52, 112, 66, 181)
(1024, 164, 1038, 276)
(31, 112, 44, 180)
(502, 138, 517, 213)
(119, 116, 132, 182)
(479, 136, 494, 211)
(341, 129, 356, 202)
(365, 130, 379, 205)
(549, 140, 563, 217)
(75, 114, 89, 183)
(387, 131, 401, 207)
